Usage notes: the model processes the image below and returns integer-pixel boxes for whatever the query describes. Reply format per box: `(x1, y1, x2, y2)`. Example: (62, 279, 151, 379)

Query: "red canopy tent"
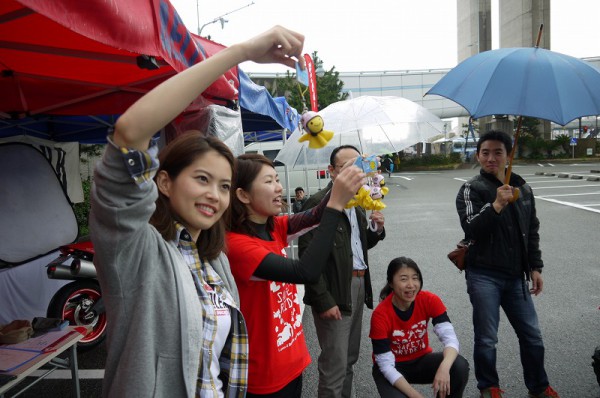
(0, 0, 238, 117)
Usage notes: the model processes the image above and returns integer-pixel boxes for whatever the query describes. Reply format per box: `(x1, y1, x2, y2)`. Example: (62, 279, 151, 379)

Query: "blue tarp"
(0, 115, 118, 144)
(239, 69, 299, 135)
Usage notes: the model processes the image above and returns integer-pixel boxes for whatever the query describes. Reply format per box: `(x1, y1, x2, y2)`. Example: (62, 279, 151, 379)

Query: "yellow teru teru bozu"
(298, 111, 334, 149)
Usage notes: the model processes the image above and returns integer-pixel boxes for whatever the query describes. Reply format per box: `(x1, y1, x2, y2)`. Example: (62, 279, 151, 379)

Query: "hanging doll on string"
(295, 55, 334, 149)
(345, 155, 389, 226)
(298, 111, 334, 148)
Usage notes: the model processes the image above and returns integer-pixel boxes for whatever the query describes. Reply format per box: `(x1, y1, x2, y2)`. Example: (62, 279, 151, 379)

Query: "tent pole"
(281, 128, 296, 260)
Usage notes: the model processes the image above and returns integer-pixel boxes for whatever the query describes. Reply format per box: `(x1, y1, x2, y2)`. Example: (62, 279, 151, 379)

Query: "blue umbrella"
(425, 46, 600, 126)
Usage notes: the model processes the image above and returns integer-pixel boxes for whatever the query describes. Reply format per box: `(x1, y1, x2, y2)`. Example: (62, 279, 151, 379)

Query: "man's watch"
(531, 268, 542, 274)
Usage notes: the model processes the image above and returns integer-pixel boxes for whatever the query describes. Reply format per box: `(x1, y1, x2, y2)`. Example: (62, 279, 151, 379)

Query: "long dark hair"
(149, 131, 235, 260)
(228, 153, 276, 236)
(379, 256, 423, 301)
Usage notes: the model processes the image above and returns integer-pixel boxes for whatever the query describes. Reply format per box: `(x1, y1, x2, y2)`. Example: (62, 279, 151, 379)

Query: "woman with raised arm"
(89, 26, 305, 397)
(226, 153, 366, 397)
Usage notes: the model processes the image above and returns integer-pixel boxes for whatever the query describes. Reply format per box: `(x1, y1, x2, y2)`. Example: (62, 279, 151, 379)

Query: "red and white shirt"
(226, 216, 310, 394)
(370, 290, 447, 362)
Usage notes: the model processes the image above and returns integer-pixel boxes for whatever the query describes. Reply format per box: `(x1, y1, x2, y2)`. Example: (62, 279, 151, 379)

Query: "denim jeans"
(466, 269, 549, 393)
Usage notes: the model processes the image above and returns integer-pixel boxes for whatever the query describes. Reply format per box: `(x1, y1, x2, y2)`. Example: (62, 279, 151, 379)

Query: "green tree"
(543, 138, 561, 158)
(461, 120, 479, 139)
(268, 51, 348, 112)
(554, 134, 571, 155)
(515, 116, 541, 138)
(73, 179, 92, 237)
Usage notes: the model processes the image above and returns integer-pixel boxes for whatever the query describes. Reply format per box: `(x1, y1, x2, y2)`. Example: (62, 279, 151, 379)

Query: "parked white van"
(243, 140, 330, 201)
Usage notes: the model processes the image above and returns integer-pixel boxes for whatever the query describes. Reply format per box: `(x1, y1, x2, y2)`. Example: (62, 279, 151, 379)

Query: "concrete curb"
(537, 169, 600, 182)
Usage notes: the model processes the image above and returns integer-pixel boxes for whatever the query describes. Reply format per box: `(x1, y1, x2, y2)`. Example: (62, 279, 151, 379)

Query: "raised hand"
(328, 166, 366, 211)
(237, 25, 305, 69)
(114, 26, 304, 150)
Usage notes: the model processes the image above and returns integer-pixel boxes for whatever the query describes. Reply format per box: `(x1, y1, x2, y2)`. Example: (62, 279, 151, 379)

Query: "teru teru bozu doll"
(298, 111, 334, 149)
(345, 169, 389, 211)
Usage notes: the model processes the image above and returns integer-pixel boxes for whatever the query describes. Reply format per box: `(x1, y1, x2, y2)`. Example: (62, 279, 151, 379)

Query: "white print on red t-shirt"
(271, 281, 303, 351)
(391, 320, 428, 356)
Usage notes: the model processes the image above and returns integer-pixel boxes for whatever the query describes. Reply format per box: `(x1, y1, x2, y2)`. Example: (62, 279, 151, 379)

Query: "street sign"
(570, 137, 578, 146)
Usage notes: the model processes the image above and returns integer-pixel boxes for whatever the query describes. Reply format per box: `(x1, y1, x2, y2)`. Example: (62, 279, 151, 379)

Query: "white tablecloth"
(0, 251, 69, 325)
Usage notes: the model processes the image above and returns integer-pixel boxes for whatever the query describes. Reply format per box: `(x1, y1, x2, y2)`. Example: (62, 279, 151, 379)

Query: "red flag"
(303, 53, 318, 111)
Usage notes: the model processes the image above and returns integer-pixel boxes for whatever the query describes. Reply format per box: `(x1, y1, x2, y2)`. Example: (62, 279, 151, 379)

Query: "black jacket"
(299, 182, 385, 315)
(456, 170, 543, 278)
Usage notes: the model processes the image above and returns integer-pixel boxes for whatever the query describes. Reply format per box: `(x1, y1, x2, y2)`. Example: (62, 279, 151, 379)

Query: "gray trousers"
(312, 276, 365, 398)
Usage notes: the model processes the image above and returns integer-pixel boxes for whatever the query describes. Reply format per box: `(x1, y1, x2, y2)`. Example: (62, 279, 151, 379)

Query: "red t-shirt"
(226, 216, 311, 394)
(369, 290, 446, 362)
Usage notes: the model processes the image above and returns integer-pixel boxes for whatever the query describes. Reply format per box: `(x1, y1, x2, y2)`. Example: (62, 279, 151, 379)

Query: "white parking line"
(397, 176, 413, 181)
(529, 179, 587, 184)
(532, 184, 600, 190)
(454, 177, 468, 182)
(537, 192, 600, 198)
(527, 177, 566, 181)
(536, 196, 600, 214)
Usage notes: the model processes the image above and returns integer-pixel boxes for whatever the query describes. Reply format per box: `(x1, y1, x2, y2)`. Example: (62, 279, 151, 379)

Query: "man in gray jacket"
(300, 145, 385, 398)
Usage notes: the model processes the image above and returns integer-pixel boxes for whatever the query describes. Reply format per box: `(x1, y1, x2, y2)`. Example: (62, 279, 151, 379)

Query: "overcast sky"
(170, 0, 600, 74)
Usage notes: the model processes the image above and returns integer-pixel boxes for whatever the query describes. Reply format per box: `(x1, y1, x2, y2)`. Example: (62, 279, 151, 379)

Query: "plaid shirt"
(117, 139, 248, 397)
(175, 226, 248, 397)
(118, 139, 160, 188)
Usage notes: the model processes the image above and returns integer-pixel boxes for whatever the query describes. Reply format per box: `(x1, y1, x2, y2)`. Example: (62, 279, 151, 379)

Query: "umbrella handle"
(504, 116, 523, 202)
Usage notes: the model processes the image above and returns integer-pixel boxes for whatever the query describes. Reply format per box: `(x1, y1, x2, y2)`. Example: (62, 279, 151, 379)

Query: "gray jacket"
(90, 142, 239, 397)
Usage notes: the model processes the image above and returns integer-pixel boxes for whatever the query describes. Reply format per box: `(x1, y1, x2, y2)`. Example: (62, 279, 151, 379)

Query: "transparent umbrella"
(275, 96, 445, 168)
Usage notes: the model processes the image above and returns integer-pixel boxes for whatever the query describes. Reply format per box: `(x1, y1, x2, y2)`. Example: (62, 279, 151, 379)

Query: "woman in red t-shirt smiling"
(369, 257, 469, 398)
(226, 153, 365, 397)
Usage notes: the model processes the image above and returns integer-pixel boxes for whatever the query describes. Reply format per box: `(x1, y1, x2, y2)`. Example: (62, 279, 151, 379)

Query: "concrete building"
(457, 0, 492, 62)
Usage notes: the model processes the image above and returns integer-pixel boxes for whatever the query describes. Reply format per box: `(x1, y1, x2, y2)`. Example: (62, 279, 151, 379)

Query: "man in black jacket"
(300, 145, 385, 398)
(456, 131, 558, 398)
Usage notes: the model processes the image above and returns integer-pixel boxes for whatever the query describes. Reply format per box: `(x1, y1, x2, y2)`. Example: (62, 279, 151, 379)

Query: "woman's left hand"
(432, 367, 451, 397)
(327, 165, 366, 211)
